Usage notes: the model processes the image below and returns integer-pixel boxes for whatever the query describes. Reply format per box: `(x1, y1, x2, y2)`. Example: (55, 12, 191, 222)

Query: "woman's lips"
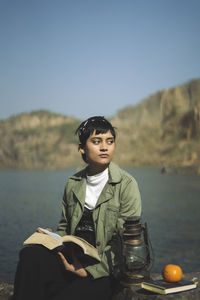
(99, 154, 109, 158)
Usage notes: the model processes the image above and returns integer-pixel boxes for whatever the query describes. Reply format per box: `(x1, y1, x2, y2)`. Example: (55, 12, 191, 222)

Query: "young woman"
(13, 116, 141, 300)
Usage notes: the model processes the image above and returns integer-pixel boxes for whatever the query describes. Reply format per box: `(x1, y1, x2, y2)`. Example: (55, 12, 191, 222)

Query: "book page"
(24, 232, 62, 250)
(38, 227, 61, 241)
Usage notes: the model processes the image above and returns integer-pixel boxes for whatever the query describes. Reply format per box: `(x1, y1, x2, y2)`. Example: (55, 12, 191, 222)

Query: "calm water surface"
(0, 168, 200, 280)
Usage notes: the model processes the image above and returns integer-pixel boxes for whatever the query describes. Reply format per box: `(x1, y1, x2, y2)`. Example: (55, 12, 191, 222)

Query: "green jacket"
(56, 162, 141, 279)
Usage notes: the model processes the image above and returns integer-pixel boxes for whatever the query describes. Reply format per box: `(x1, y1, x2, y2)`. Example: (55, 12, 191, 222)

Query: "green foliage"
(46, 121, 80, 143)
(13, 127, 41, 138)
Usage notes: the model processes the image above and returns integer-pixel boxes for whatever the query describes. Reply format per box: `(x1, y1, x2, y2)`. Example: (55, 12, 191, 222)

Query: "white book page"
(38, 227, 61, 241)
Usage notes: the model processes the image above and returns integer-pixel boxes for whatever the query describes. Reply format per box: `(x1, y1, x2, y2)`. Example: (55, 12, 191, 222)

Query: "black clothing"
(75, 207, 95, 246)
(14, 212, 115, 300)
(13, 245, 115, 300)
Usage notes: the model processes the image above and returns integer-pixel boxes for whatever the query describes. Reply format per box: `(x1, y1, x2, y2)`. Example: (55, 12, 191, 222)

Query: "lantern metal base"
(120, 270, 150, 287)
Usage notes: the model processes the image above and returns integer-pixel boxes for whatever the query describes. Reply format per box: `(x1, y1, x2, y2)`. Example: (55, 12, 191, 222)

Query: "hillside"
(0, 110, 82, 169)
(0, 79, 200, 174)
(111, 79, 200, 175)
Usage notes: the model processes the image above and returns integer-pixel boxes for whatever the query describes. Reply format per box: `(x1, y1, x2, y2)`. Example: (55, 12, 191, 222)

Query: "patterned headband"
(78, 117, 106, 136)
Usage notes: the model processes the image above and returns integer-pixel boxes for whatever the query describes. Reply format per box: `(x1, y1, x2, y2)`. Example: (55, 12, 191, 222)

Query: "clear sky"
(1, 0, 200, 121)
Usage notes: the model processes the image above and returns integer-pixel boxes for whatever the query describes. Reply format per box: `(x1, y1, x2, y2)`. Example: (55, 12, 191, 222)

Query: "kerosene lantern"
(119, 216, 153, 286)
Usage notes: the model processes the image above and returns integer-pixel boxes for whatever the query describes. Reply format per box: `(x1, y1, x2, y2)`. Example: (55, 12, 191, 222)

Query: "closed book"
(141, 279, 197, 295)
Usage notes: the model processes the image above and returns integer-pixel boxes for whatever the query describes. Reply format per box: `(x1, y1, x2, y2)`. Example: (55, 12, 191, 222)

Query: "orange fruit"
(162, 264, 183, 282)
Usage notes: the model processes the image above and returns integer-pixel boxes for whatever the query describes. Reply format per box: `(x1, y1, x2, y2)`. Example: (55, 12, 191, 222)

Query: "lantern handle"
(142, 222, 154, 268)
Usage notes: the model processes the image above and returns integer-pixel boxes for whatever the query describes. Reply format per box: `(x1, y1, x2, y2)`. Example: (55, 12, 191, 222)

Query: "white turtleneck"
(85, 168, 109, 210)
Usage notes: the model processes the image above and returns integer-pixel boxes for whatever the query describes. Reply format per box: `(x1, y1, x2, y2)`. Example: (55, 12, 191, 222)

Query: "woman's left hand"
(58, 250, 88, 277)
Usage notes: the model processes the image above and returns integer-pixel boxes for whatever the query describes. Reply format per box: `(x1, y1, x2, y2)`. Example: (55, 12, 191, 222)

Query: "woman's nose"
(100, 142, 108, 151)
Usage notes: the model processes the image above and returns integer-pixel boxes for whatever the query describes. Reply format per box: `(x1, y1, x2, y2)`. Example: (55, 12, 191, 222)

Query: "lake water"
(0, 167, 200, 281)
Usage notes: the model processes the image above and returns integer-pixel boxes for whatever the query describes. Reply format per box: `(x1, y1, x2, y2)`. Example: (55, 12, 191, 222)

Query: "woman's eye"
(107, 140, 114, 144)
(93, 140, 100, 144)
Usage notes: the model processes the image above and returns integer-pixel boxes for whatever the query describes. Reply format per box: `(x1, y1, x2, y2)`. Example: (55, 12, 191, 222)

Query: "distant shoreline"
(0, 164, 199, 176)
(161, 165, 200, 176)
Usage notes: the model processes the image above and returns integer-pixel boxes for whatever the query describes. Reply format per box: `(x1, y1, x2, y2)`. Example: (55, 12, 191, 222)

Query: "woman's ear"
(78, 143, 85, 154)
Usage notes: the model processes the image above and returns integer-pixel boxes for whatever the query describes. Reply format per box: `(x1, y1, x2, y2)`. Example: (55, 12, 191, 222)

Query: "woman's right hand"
(58, 249, 88, 277)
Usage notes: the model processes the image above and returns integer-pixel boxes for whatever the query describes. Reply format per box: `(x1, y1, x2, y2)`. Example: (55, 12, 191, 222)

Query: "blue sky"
(1, 0, 200, 121)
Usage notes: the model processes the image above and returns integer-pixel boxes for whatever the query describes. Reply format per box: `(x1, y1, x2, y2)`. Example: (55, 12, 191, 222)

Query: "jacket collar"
(70, 161, 122, 184)
(70, 167, 87, 181)
(69, 162, 122, 209)
(108, 162, 122, 184)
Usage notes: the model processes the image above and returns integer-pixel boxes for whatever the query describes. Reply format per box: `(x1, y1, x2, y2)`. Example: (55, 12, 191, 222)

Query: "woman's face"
(80, 130, 115, 173)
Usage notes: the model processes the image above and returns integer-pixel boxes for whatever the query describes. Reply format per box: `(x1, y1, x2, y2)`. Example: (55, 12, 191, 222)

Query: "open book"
(24, 227, 100, 263)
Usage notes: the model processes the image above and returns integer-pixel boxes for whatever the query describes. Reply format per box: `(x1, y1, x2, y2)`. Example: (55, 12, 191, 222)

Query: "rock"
(0, 282, 13, 300)
(0, 272, 199, 299)
(112, 272, 200, 300)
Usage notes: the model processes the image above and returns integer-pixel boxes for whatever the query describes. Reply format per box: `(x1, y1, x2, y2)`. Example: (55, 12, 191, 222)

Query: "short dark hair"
(75, 116, 116, 147)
